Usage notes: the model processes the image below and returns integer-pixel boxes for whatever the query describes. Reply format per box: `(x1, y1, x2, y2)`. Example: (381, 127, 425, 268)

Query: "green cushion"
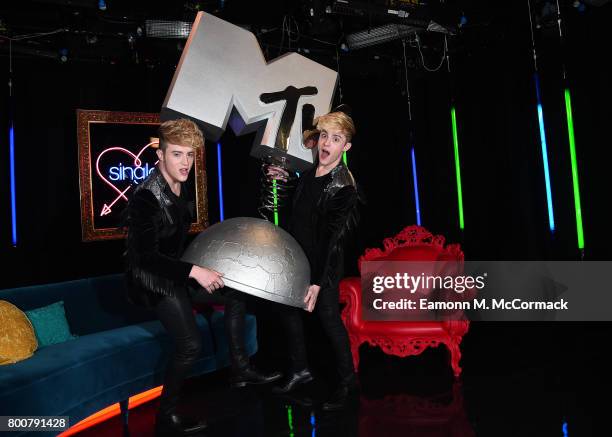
(25, 301, 76, 347)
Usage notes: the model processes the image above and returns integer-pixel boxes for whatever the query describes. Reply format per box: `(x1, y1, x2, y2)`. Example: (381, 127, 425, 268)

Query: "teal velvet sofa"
(0, 274, 257, 436)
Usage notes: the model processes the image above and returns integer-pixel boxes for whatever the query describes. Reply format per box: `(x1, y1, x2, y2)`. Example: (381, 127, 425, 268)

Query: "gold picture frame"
(77, 109, 208, 241)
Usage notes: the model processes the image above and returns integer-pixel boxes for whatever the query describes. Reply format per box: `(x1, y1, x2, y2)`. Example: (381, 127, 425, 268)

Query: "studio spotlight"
(346, 24, 418, 50)
(98, 0, 107, 11)
(145, 20, 192, 39)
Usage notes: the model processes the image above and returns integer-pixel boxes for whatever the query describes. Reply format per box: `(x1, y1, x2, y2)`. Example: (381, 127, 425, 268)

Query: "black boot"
(321, 375, 359, 411)
(272, 369, 314, 394)
(155, 411, 208, 436)
(225, 293, 251, 372)
(230, 366, 283, 388)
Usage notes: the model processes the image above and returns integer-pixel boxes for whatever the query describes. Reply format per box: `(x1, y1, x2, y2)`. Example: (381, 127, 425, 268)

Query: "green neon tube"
(286, 405, 294, 436)
(564, 88, 584, 250)
(273, 179, 279, 226)
(451, 106, 465, 230)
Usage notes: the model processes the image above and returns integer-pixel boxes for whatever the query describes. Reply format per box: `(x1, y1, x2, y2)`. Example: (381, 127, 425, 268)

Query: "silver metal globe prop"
(182, 217, 310, 308)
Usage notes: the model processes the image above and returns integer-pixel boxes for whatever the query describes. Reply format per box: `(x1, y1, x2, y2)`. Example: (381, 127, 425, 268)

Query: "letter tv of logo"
(162, 12, 337, 172)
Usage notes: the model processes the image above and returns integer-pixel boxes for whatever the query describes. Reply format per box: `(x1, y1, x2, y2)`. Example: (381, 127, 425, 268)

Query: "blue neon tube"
(217, 142, 224, 221)
(410, 147, 422, 226)
(10, 124, 17, 246)
(534, 73, 555, 232)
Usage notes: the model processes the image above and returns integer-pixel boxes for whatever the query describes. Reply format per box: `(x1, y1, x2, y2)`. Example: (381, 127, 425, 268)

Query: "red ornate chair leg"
(447, 341, 463, 378)
(350, 336, 361, 372)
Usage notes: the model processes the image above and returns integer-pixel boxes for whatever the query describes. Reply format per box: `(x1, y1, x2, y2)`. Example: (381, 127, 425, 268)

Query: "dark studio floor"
(73, 320, 610, 437)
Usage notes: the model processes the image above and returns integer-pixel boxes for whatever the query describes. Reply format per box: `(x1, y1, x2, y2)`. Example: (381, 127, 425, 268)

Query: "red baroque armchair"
(339, 225, 470, 378)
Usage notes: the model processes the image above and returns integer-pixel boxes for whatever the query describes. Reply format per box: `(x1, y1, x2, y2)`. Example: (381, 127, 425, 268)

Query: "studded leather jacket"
(289, 162, 360, 291)
(124, 169, 194, 307)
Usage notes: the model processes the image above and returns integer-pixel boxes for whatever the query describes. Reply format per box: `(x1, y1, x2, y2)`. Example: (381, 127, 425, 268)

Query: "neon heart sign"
(95, 141, 158, 216)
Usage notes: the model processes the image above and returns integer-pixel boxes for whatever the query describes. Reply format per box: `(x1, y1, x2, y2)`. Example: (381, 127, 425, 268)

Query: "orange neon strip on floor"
(57, 386, 163, 436)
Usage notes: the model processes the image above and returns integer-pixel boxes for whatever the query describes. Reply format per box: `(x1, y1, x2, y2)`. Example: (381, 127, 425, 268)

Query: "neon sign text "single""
(108, 162, 155, 183)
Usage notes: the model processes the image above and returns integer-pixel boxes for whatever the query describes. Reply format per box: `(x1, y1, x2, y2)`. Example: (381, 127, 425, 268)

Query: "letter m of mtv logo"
(162, 12, 338, 172)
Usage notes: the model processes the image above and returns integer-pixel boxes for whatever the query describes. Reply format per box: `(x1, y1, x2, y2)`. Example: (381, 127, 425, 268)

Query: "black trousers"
(280, 286, 355, 382)
(155, 286, 249, 416)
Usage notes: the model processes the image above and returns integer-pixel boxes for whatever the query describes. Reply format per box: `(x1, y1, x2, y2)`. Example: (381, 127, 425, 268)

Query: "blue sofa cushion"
(25, 301, 77, 347)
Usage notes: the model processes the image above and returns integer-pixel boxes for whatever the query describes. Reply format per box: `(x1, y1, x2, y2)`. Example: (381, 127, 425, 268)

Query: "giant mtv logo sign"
(162, 12, 338, 172)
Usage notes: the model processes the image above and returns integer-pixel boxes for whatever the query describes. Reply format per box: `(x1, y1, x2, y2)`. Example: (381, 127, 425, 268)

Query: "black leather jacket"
(289, 162, 360, 291)
(124, 170, 194, 307)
